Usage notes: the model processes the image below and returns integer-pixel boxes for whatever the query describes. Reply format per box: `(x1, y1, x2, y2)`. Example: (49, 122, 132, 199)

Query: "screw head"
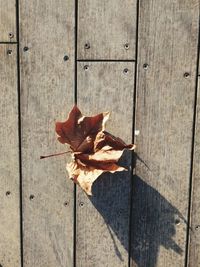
(195, 225, 200, 230)
(23, 46, 29, 52)
(175, 218, 181, 225)
(64, 201, 68, 206)
(29, 194, 34, 200)
(63, 55, 69, 61)
(184, 72, 190, 78)
(9, 32, 14, 38)
(124, 43, 129, 50)
(84, 65, 89, 71)
(79, 202, 84, 207)
(7, 49, 12, 55)
(84, 43, 90, 49)
(143, 63, 149, 70)
(123, 68, 129, 74)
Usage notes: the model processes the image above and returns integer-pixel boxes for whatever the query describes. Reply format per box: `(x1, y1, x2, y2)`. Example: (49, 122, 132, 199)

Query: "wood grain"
(131, 1, 199, 267)
(0, 45, 20, 267)
(19, 1, 75, 266)
(77, 0, 137, 60)
(76, 62, 135, 267)
(188, 79, 200, 267)
(0, 0, 16, 42)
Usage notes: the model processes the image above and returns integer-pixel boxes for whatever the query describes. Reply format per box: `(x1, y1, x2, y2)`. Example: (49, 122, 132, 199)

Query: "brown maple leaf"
(54, 105, 135, 195)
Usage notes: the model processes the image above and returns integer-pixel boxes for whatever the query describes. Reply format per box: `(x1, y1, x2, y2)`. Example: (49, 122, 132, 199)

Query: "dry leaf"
(55, 105, 135, 195)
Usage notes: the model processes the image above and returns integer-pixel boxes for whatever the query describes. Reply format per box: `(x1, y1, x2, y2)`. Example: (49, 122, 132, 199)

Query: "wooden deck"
(0, 0, 200, 266)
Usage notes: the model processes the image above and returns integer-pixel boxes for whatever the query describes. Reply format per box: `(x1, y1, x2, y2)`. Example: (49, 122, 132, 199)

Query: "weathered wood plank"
(77, 0, 137, 60)
(0, 44, 20, 267)
(77, 62, 135, 267)
(188, 78, 200, 267)
(131, 1, 199, 267)
(0, 0, 16, 42)
(19, 1, 75, 266)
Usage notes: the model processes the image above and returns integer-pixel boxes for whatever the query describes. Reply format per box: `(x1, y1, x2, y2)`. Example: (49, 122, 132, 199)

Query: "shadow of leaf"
(87, 152, 184, 267)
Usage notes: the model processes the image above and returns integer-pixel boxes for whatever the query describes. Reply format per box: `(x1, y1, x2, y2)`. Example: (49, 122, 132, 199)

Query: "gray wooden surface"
(76, 62, 135, 267)
(131, 1, 199, 267)
(188, 78, 200, 267)
(0, 0, 16, 42)
(0, 45, 20, 267)
(77, 0, 137, 60)
(0, 0, 200, 266)
(19, 1, 75, 266)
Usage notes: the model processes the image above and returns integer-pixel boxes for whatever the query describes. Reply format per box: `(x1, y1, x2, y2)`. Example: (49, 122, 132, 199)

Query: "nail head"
(143, 63, 149, 70)
(64, 201, 68, 206)
(7, 49, 12, 55)
(84, 43, 90, 49)
(84, 65, 89, 71)
(63, 55, 69, 61)
(29, 194, 34, 200)
(123, 68, 129, 74)
(79, 202, 84, 207)
(175, 218, 181, 225)
(124, 43, 129, 50)
(6, 191, 11, 196)
(9, 32, 14, 38)
(184, 72, 190, 78)
(23, 46, 29, 52)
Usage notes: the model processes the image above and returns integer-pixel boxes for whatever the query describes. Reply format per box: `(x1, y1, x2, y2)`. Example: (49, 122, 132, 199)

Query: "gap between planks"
(77, 59, 135, 62)
(184, 11, 200, 267)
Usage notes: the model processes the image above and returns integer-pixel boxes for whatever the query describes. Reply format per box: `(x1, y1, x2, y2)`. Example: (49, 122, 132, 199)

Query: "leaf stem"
(40, 151, 71, 159)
